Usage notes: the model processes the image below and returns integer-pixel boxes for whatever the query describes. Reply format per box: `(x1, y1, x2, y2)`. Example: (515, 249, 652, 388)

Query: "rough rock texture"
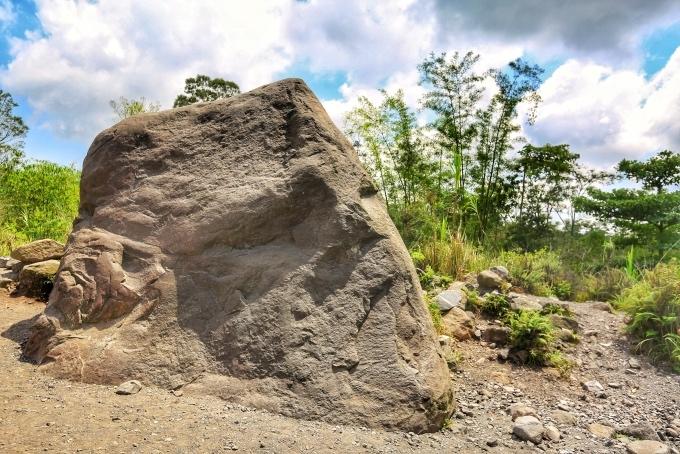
(477, 270, 504, 291)
(441, 307, 475, 341)
(22, 78, 453, 432)
(10, 239, 64, 264)
(16, 260, 59, 298)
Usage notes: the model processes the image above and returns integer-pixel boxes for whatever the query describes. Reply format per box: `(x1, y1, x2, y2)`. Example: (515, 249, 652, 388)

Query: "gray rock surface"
(436, 287, 466, 311)
(477, 270, 505, 291)
(513, 415, 544, 443)
(22, 78, 452, 432)
(115, 380, 142, 395)
(626, 440, 670, 454)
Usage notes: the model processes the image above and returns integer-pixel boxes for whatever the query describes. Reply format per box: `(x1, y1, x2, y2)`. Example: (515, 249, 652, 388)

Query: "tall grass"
(414, 228, 490, 281)
(616, 261, 680, 371)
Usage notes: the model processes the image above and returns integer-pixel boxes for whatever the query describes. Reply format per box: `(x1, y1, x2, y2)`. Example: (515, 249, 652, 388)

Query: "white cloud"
(2, 0, 293, 141)
(1, 0, 678, 170)
(0, 0, 15, 25)
(525, 48, 680, 167)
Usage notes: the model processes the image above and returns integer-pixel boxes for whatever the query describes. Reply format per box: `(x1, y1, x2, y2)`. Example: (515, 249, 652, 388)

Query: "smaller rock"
(438, 335, 451, 346)
(628, 358, 641, 369)
(608, 382, 622, 389)
(589, 301, 613, 312)
(10, 239, 64, 264)
(442, 307, 476, 341)
(5, 258, 19, 269)
(0, 256, 10, 268)
(582, 380, 606, 397)
(483, 325, 511, 345)
(16, 259, 59, 299)
(509, 403, 537, 421)
(477, 270, 505, 291)
(619, 423, 661, 441)
(436, 287, 467, 312)
(544, 425, 560, 441)
(589, 422, 616, 438)
(497, 348, 510, 361)
(489, 265, 510, 280)
(0, 278, 11, 289)
(548, 314, 579, 332)
(115, 380, 142, 395)
(513, 415, 545, 444)
(626, 440, 670, 454)
(551, 410, 577, 426)
(486, 438, 498, 447)
(508, 293, 543, 312)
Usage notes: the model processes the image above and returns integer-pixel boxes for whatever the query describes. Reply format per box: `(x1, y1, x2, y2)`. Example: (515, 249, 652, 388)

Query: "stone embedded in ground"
(626, 440, 670, 454)
(0, 256, 10, 268)
(477, 270, 505, 291)
(582, 379, 606, 397)
(482, 325, 510, 345)
(436, 287, 466, 312)
(442, 307, 475, 341)
(513, 415, 545, 443)
(115, 380, 142, 395)
(16, 260, 59, 298)
(588, 422, 616, 438)
(21, 78, 453, 433)
(551, 410, 577, 426)
(509, 403, 537, 421)
(629, 357, 642, 369)
(544, 424, 560, 441)
(547, 314, 579, 332)
(10, 239, 64, 264)
(589, 301, 613, 312)
(618, 422, 661, 441)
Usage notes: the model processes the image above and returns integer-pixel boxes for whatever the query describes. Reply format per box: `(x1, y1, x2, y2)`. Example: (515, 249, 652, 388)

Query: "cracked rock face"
(23, 78, 453, 432)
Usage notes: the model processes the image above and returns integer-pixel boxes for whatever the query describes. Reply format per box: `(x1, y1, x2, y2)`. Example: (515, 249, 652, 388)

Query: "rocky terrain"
(2, 286, 678, 453)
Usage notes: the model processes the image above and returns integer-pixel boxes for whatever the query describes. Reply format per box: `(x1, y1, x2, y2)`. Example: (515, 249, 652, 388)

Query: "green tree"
(576, 150, 680, 260)
(419, 52, 485, 223)
(0, 161, 80, 253)
(110, 97, 161, 119)
(471, 59, 543, 238)
(510, 143, 579, 248)
(0, 90, 28, 168)
(173, 74, 240, 107)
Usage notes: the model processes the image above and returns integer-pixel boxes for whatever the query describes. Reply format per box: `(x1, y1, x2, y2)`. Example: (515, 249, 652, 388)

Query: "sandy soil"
(1, 290, 678, 453)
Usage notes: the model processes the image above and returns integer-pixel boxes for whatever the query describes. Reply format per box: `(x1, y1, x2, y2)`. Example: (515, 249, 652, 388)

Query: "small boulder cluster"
(432, 265, 581, 371)
(0, 239, 64, 299)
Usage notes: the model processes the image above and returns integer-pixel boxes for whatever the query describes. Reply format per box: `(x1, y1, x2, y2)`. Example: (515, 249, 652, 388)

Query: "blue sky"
(0, 0, 679, 168)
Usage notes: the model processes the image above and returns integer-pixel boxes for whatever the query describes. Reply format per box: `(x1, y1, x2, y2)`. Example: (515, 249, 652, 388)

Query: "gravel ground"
(1, 290, 678, 453)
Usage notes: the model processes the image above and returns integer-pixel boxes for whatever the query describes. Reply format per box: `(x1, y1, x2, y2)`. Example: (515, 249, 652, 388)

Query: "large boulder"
(22, 79, 453, 432)
(477, 269, 505, 291)
(16, 260, 59, 298)
(10, 239, 64, 264)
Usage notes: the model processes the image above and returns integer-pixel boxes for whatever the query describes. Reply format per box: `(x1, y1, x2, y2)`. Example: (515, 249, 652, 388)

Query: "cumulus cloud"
(433, 0, 680, 64)
(524, 48, 680, 167)
(0, 0, 14, 25)
(1, 0, 292, 141)
(1, 0, 678, 169)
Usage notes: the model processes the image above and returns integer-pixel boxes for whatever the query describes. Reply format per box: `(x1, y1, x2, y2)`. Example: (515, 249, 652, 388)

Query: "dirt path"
(1, 290, 678, 453)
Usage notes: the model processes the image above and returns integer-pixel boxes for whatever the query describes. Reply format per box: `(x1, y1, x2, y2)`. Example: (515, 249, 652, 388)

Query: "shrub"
(497, 249, 561, 296)
(576, 267, 633, 302)
(418, 265, 453, 290)
(506, 310, 555, 365)
(546, 351, 574, 377)
(551, 280, 573, 300)
(417, 231, 490, 281)
(616, 261, 680, 371)
(480, 293, 511, 318)
(541, 303, 573, 317)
